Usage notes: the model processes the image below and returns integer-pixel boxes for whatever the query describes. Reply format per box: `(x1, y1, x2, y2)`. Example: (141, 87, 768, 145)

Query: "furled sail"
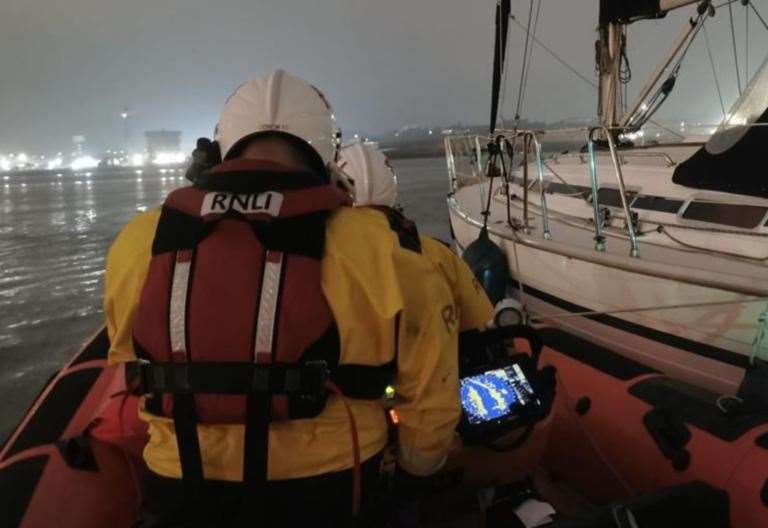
(672, 55, 768, 198)
(600, 0, 704, 25)
(600, 0, 664, 25)
(490, 0, 510, 134)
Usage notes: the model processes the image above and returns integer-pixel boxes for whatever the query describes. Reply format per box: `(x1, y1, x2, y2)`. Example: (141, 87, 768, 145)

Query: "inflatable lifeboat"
(534, 326, 768, 528)
(0, 329, 144, 528)
(2, 325, 768, 527)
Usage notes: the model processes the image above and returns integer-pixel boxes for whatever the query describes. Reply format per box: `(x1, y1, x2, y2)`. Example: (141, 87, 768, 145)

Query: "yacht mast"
(597, 0, 706, 132)
(597, 20, 625, 130)
(490, 0, 511, 134)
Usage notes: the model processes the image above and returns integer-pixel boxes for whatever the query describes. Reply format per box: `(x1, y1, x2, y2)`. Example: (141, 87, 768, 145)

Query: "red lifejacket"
(129, 159, 395, 492)
(133, 160, 348, 422)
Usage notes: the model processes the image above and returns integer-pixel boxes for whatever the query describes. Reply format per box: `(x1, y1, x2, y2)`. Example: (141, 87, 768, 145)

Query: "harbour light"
(70, 156, 99, 171)
(130, 153, 146, 167)
(152, 151, 185, 166)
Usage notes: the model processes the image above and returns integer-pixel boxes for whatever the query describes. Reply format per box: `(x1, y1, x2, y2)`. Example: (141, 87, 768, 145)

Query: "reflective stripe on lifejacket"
(169, 250, 193, 357)
(254, 250, 284, 363)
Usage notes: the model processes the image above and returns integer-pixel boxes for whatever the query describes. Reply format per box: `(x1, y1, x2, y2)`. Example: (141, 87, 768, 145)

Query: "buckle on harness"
(126, 359, 152, 394)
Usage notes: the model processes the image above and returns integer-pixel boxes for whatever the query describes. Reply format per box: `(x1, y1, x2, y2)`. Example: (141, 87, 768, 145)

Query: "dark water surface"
(0, 157, 449, 443)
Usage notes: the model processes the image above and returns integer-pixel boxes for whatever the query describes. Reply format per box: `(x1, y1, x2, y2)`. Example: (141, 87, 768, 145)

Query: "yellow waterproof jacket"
(105, 204, 465, 481)
(420, 237, 494, 333)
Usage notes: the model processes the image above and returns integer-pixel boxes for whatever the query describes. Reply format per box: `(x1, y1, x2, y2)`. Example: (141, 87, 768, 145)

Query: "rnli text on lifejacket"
(201, 192, 284, 216)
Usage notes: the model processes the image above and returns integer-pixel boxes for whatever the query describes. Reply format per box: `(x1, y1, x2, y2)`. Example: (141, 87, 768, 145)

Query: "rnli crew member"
(104, 70, 460, 526)
(337, 140, 494, 334)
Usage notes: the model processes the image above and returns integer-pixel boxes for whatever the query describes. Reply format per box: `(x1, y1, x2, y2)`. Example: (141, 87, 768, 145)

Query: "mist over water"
(0, 157, 449, 442)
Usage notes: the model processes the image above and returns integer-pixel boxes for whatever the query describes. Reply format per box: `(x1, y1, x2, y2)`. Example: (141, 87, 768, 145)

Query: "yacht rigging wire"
(750, 1, 768, 30)
(624, 5, 712, 131)
(703, 24, 728, 120)
(514, 0, 537, 125)
(509, 15, 598, 90)
(517, 0, 542, 126)
(746, 1, 750, 81)
(508, 15, 685, 140)
(728, 1, 743, 94)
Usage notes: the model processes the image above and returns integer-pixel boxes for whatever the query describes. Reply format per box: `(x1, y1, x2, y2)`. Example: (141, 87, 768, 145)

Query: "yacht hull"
(449, 199, 756, 393)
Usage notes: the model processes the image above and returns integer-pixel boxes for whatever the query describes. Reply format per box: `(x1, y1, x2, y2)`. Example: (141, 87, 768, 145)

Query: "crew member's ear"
(185, 138, 222, 183)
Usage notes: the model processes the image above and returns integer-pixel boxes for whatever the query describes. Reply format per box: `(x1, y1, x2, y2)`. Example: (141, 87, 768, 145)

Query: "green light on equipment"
(384, 385, 396, 399)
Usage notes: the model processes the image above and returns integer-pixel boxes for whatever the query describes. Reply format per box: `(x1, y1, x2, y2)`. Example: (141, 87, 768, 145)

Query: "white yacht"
(446, 0, 768, 394)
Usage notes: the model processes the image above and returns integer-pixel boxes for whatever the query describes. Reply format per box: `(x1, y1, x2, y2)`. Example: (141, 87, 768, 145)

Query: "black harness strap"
(152, 207, 206, 255)
(172, 393, 205, 484)
(153, 203, 329, 261)
(127, 361, 391, 401)
(235, 392, 271, 525)
(331, 363, 396, 400)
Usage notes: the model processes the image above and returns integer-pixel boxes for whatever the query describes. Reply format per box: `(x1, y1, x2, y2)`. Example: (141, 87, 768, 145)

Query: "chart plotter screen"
(460, 364, 536, 425)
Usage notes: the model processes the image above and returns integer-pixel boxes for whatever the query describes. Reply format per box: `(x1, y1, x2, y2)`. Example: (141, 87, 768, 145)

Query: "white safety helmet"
(215, 69, 340, 168)
(337, 141, 398, 207)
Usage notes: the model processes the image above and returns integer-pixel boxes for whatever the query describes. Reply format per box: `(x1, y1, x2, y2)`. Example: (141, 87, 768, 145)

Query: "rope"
(514, 0, 537, 124)
(530, 296, 768, 323)
(751, 307, 768, 363)
(703, 24, 727, 121)
(728, 1, 743, 94)
(552, 370, 635, 496)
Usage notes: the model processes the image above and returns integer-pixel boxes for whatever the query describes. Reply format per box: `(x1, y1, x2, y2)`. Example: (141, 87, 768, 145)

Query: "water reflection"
(0, 159, 450, 444)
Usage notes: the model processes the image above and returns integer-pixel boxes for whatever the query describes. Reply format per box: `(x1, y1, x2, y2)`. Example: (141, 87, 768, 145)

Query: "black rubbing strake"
(0, 455, 49, 528)
(70, 328, 110, 366)
(539, 327, 658, 381)
(4, 369, 101, 459)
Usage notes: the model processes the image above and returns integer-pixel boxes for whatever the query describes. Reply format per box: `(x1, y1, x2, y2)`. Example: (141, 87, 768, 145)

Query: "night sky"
(1, 0, 765, 154)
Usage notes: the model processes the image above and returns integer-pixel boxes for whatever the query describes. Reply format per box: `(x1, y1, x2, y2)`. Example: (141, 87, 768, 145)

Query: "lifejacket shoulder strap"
(373, 206, 422, 254)
(151, 200, 330, 259)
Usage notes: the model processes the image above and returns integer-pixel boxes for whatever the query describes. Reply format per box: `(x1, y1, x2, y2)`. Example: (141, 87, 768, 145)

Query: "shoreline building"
(144, 130, 183, 165)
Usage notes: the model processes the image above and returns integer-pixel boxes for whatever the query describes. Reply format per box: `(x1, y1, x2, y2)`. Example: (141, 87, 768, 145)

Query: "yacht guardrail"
(506, 131, 551, 240)
(587, 127, 641, 258)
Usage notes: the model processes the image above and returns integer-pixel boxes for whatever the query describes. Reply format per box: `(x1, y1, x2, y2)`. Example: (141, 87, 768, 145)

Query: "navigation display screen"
(460, 364, 536, 425)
